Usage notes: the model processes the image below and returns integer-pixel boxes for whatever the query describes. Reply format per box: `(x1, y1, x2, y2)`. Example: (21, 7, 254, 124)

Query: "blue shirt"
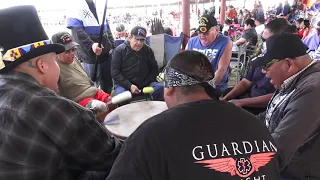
(187, 34, 230, 92)
(245, 67, 275, 97)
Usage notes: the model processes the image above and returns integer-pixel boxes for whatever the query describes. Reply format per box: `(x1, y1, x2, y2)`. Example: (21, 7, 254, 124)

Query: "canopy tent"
(108, 0, 178, 7)
(1, 0, 67, 10)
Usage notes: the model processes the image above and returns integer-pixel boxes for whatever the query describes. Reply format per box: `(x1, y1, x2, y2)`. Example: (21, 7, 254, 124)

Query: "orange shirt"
(227, 9, 237, 20)
(304, 0, 312, 7)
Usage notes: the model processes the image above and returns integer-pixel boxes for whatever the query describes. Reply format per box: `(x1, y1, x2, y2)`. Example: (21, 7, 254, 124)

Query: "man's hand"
(219, 97, 227, 101)
(228, 99, 243, 107)
(130, 84, 140, 94)
(88, 99, 116, 123)
(105, 96, 116, 112)
(90, 100, 108, 112)
(92, 43, 103, 56)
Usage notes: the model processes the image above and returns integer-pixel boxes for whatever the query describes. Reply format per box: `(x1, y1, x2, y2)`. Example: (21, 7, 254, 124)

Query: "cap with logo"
(251, 33, 308, 68)
(51, 32, 79, 51)
(197, 15, 218, 33)
(130, 26, 147, 40)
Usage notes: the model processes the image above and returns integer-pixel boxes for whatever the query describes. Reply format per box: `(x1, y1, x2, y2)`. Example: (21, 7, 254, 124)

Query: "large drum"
(104, 101, 168, 139)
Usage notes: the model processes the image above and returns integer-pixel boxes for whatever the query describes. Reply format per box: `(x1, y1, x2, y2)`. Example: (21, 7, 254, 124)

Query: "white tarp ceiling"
(2, 0, 180, 10)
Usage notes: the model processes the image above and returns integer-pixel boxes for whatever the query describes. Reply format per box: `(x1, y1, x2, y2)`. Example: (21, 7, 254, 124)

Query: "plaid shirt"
(0, 72, 121, 180)
(280, 60, 315, 90)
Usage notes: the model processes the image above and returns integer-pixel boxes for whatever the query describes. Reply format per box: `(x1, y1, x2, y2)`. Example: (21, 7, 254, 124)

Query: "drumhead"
(104, 101, 168, 138)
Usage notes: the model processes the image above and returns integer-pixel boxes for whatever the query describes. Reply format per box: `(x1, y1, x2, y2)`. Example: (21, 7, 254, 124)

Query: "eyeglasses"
(65, 47, 76, 54)
(262, 59, 279, 70)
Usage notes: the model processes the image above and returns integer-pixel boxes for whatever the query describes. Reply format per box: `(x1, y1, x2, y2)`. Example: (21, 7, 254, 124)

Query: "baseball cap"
(51, 32, 79, 50)
(130, 26, 147, 40)
(116, 24, 125, 32)
(197, 15, 218, 33)
(251, 33, 308, 68)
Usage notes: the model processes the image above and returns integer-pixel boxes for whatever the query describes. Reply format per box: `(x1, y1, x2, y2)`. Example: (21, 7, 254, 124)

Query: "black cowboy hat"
(0, 5, 65, 73)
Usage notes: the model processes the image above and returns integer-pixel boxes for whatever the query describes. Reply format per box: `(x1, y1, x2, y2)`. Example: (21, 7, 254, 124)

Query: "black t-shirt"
(106, 100, 280, 180)
(245, 67, 275, 97)
(241, 28, 258, 45)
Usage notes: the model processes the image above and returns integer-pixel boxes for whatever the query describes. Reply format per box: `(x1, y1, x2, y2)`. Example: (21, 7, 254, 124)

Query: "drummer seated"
(52, 32, 114, 122)
(106, 50, 279, 180)
(220, 66, 275, 115)
(111, 26, 164, 101)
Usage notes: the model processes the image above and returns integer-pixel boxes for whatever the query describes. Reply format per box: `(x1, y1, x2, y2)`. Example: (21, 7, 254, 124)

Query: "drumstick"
(107, 87, 153, 105)
(107, 91, 132, 105)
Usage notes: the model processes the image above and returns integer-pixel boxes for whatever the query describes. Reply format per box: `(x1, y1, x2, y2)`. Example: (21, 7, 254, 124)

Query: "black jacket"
(111, 40, 159, 90)
(70, 27, 114, 64)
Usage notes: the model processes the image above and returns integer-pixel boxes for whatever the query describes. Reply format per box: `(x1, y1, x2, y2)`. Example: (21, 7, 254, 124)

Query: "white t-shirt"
(222, 25, 230, 35)
(255, 24, 265, 35)
(262, 42, 267, 54)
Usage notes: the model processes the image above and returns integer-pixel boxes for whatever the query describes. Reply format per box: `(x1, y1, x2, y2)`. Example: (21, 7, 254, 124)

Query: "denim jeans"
(114, 82, 164, 101)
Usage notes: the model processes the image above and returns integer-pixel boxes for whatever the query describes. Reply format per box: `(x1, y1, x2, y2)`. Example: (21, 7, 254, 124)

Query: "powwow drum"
(103, 101, 168, 140)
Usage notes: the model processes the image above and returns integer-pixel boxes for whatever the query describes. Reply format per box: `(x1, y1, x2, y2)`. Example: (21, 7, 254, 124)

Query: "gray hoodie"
(259, 62, 320, 179)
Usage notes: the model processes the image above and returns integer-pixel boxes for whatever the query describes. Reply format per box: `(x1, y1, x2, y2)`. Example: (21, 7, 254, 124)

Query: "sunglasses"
(262, 59, 279, 70)
(65, 47, 76, 54)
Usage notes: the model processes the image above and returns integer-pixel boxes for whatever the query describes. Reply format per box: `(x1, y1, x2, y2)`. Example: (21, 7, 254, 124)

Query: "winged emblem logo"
(195, 152, 275, 178)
